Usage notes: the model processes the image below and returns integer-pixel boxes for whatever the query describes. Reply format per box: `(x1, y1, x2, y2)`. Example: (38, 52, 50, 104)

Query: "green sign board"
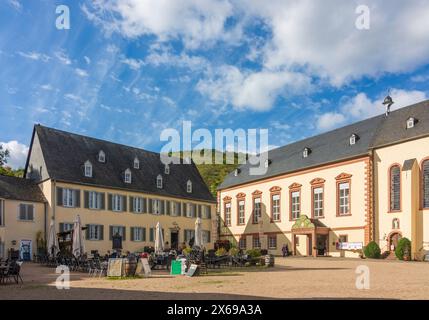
(171, 260, 182, 275)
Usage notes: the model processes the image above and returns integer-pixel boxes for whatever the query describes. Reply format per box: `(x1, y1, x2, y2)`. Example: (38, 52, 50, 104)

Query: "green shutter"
(84, 191, 89, 209)
(100, 193, 105, 210)
(99, 225, 104, 240)
(59, 223, 64, 233)
(56, 187, 63, 206)
(75, 190, 81, 207)
(143, 228, 146, 241)
(109, 226, 113, 240)
(122, 226, 126, 241)
(122, 196, 127, 212)
(129, 197, 134, 212)
(108, 194, 112, 211)
(130, 227, 134, 241)
(86, 225, 90, 239)
(166, 201, 171, 215)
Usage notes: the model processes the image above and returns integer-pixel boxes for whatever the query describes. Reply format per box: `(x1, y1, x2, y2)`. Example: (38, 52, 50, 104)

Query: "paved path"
(1, 257, 428, 299)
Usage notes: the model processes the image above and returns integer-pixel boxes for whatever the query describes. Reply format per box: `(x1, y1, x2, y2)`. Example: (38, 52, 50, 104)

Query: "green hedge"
(246, 249, 262, 258)
(363, 241, 381, 259)
(395, 237, 411, 260)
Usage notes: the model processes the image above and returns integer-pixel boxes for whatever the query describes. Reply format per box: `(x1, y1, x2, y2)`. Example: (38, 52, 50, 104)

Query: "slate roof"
(219, 99, 429, 190)
(32, 125, 215, 203)
(0, 174, 46, 203)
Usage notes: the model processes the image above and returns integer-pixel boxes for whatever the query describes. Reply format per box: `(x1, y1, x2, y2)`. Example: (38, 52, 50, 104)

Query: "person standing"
(282, 244, 289, 257)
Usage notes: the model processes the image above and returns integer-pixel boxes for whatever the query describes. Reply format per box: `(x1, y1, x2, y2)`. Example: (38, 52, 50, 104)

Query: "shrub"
(395, 237, 411, 260)
(246, 249, 262, 258)
(363, 241, 381, 259)
(229, 247, 239, 257)
(215, 247, 227, 256)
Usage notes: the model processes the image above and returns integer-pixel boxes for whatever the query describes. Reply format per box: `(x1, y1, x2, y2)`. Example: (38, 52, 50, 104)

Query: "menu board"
(107, 258, 123, 277)
(186, 264, 199, 277)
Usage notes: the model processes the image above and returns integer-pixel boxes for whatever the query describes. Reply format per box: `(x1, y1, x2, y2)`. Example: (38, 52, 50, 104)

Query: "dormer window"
(349, 134, 359, 146)
(164, 164, 170, 175)
(234, 168, 241, 177)
(264, 159, 272, 168)
(133, 157, 139, 169)
(303, 148, 311, 158)
(84, 160, 92, 177)
(98, 150, 105, 163)
(124, 168, 132, 183)
(187, 180, 192, 193)
(157, 174, 163, 189)
(406, 117, 416, 129)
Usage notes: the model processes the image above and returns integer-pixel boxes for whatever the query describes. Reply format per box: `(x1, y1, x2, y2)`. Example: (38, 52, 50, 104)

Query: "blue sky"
(1, 0, 429, 168)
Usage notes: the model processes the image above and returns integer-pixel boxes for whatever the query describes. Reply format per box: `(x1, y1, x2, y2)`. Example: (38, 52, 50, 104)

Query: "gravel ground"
(1, 257, 428, 299)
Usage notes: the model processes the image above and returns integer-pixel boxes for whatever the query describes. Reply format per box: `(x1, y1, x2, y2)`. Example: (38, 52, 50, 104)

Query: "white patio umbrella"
(72, 214, 85, 258)
(47, 219, 59, 256)
(154, 222, 164, 254)
(194, 217, 203, 248)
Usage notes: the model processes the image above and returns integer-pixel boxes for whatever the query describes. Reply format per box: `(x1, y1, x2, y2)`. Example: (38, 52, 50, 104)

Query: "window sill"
(270, 219, 281, 223)
(17, 220, 35, 223)
(337, 214, 352, 217)
(387, 210, 402, 213)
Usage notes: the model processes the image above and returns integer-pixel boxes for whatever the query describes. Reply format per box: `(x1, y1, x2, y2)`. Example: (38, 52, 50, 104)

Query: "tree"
(0, 145, 10, 167)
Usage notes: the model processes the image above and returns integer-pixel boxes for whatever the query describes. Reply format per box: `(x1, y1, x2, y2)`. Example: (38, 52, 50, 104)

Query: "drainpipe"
(371, 151, 376, 243)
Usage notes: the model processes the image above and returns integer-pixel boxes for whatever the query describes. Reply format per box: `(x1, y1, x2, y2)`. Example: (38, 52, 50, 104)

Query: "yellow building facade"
(218, 100, 429, 259)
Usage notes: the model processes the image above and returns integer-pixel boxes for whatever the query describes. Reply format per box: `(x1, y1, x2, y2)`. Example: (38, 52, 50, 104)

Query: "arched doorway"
(388, 232, 402, 252)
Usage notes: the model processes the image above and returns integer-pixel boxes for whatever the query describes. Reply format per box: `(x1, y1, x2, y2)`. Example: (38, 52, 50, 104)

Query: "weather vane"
(382, 90, 394, 116)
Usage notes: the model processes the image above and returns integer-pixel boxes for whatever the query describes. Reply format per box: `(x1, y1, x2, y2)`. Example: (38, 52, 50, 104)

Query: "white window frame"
(187, 180, 192, 193)
(252, 236, 261, 249)
(303, 148, 309, 158)
(272, 194, 280, 221)
(132, 227, 144, 242)
(133, 197, 143, 213)
(18, 204, 34, 221)
(338, 182, 350, 215)
(186, 203, 194, 218)
(202, 230, 210, 244)
(134, 157, 139, 169)
(112, 194, 123, 212)
(153, 199, 161, 215)
(124, 168, 132, 184)
(291, 191, 300, 220)
(225, 203, 231, 226)
(63, 189, 76, 207)
(238, 200, 245, 225)
(313, 187, 324, 218)
(62, 223, 74, 241)
(88, 225, 102, 240)
(84, 161, 92, 177)
(112, 225, 124, 238)
(253, 197, 261, 223)
(349, 134, 356, 145)
(89, 191, 101, 210)
(268, 235, 277, 249)
(164, 164, 170, 174)
(407, 117, 415, 129)
(98, 150, 105, 163)
(157, 175, 163, 189)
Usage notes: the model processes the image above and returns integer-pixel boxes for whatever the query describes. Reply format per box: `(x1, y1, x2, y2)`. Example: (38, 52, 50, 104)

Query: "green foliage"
(0, 166, 24, 177)
(246, 249, 262, 258)
(229, 247, 239, 257)
(170, 149, 248, 198)
(363, 241, 381, 259)
(0, 145, 10, 167)
(215, 247, 227, 256)
(395, 237, 411, 260)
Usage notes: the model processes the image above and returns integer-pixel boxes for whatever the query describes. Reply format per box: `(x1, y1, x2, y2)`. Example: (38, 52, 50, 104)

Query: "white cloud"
(54, 51, 72, 65)
(84, 56, 91, 65)
(197, 65, 312, 111)
(17, 51, 50, 62)
(0, 140, 28, 169)
(40, 84, 53, 91)
(316, 112, 347, 131)
(8, 0, 21, 11)
(83, 0, 237, 49)
(316, 89, 428, 131)
(120, 57, 144, 70)
(243, 1, 429, 86)
(75, 68, 89, 77)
